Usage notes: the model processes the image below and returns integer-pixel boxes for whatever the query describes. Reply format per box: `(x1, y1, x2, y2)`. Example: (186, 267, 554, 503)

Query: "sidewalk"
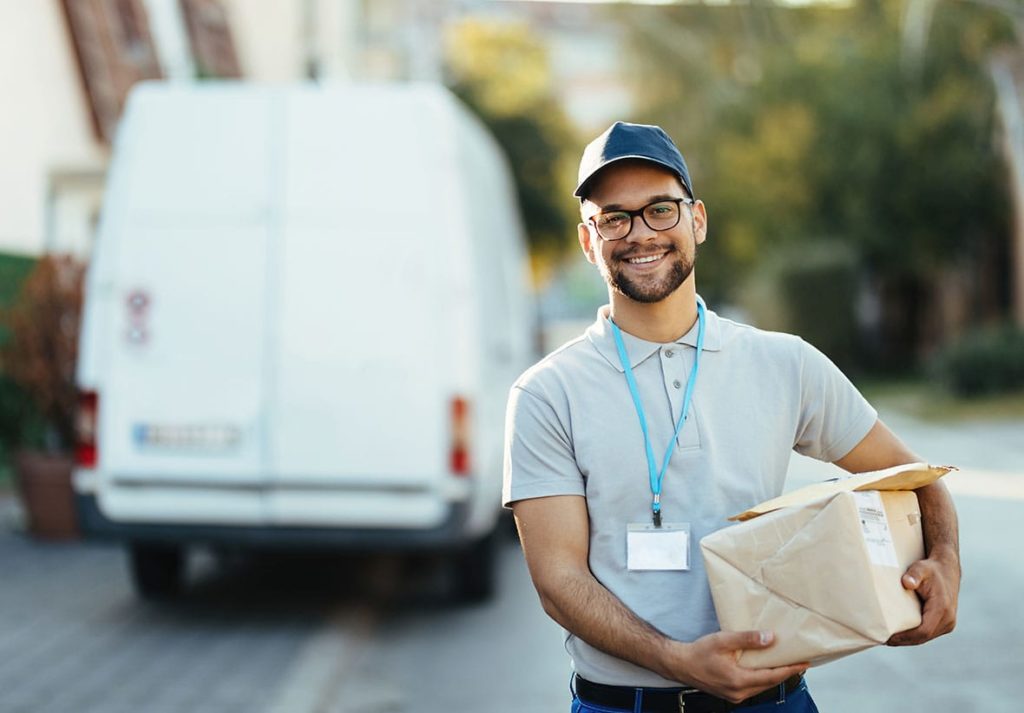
(786, 406, 1024, 494)
(0, 521, 353, 713)
(0, 488, 25, 532)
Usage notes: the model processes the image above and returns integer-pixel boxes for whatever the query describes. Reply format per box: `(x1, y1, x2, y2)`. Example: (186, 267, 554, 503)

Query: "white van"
(73, 82, 535, 601)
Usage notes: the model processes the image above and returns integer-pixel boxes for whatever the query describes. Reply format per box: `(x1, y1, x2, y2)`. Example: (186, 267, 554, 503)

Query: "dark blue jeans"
(571, 679, 819, 713)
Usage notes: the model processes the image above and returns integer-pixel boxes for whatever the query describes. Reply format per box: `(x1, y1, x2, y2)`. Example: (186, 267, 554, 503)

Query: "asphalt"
(1, 404, 1020, 712)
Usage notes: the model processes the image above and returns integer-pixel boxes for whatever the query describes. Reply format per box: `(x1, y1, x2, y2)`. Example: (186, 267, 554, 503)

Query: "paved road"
(321, 541, 568, 713)
(0, 533, 384, 713)
(325, 406, 1024, 713)
(0, 406, 1020, 712)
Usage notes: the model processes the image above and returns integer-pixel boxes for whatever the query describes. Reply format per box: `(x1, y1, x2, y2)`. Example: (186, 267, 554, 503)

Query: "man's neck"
(608, 283, 699, 344)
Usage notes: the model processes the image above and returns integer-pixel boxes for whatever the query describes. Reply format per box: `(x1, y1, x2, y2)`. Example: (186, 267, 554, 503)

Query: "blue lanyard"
(610, 302, 705, 527)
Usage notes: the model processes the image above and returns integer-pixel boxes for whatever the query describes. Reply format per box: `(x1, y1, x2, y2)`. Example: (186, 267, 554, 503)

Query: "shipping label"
(852, 490, 899, 568)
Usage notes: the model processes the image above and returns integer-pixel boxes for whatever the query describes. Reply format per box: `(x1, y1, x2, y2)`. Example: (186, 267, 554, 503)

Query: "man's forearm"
(833, 419, 960, 569)
(537, 566, 680, 681)
(886, 478, 960, 645)
(536, 566, 807, 700)
(916, 481, 960, 569)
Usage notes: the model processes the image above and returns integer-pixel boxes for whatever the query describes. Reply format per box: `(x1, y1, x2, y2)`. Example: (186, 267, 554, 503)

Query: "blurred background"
(1, 1, 1023, 712)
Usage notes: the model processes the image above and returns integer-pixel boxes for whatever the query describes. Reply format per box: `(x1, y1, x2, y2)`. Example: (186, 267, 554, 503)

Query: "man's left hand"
(886, 549, 960, 646)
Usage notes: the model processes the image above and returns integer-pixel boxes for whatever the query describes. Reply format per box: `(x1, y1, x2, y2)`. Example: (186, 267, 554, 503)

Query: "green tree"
(444, 19, 579, 263)
(615, 0, 1014, 369)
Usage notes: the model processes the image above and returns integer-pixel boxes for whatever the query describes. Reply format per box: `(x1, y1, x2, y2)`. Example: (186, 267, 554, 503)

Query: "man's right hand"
(664, 630, 808, 705)
(514, 496, 807, 702)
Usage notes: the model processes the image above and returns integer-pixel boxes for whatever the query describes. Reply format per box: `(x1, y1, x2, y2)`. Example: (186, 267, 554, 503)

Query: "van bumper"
(75, 494, 475, 551)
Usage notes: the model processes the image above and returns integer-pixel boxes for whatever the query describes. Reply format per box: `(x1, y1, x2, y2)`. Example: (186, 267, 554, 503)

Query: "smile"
(624, 251, 668, 265)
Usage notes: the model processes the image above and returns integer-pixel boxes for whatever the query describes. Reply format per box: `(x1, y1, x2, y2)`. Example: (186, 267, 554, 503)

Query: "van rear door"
(99, 86, 274, 507)
(264, 87, 470, 529)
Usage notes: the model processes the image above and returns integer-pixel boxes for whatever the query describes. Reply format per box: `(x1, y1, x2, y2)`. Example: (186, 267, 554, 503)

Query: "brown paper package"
(700, 463, 953, 668)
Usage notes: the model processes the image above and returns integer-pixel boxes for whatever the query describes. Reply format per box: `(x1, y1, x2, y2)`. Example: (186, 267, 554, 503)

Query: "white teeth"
(627, 253, 664, 264)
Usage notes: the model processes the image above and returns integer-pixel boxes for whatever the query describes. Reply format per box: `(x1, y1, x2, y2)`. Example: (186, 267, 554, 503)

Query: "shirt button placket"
(663, 348, 689, 447)
(659, 349, 677, 430)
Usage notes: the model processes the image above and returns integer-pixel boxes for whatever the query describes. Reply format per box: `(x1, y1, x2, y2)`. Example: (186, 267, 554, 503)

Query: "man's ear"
(578, 222, 597, 264)
(692, 200, 708, 246)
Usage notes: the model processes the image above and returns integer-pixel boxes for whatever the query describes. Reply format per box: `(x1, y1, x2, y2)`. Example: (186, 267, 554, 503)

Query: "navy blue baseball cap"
(574, 121, 693, 200)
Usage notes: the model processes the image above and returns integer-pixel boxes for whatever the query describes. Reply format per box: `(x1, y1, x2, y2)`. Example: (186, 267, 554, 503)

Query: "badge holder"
(626, 522, 691, 571)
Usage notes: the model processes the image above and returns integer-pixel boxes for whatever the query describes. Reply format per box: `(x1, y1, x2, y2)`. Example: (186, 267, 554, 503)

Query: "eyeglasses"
(586, 198, 694, 241)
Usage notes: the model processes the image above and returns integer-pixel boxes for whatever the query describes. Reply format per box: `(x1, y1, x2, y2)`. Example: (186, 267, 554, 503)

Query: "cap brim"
(573, 155, 685, 198)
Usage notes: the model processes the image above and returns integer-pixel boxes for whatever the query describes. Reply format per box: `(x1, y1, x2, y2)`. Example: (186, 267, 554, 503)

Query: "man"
(502, 122, 960, 713)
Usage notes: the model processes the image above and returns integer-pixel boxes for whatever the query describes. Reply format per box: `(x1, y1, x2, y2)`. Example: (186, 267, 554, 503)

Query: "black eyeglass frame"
(585, 197, 696, 241)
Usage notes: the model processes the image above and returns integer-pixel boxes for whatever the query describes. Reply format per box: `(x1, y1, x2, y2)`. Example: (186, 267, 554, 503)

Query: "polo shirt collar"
(586, 295, 722, 372)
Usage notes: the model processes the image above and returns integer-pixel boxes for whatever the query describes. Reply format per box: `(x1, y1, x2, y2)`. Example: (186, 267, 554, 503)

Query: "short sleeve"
(793, 340, 878, 462)
(502, 385, 585, 507)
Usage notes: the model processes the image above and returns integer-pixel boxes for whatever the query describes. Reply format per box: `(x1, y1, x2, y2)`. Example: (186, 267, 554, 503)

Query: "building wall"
(0, 1, 106, 256)
(0, 0, 342, 257)
(220, 0, 305, 81)
(0, 0, 621, 256)
(219, 0, 358, 82)
(357, 0, 633, 130)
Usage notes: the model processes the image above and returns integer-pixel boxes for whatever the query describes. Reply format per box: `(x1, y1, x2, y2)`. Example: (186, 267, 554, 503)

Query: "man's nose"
(624, 214, 657, 242)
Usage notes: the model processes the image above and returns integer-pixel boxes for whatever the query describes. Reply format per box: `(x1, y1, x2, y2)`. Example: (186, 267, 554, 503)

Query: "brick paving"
(0, 525, 356, 713)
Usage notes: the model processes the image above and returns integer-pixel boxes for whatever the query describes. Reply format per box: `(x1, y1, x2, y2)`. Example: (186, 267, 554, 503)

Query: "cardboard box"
(700, 463, 953, 668)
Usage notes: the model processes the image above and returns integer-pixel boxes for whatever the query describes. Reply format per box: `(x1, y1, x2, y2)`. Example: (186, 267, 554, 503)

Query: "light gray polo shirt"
(502, 296, 877, 687)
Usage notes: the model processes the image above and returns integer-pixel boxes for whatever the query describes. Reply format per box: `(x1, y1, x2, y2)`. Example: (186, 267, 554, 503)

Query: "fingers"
(901, 560, 930, 591)
(887, 621, 928, 646)
(888, 561, 957, 646)
(694, 632, 808, 704)
(718, 629, 776, 651)
(888, 594, 956, 646)
(742, 662, 809, 688)
(717, 663, 808, 705)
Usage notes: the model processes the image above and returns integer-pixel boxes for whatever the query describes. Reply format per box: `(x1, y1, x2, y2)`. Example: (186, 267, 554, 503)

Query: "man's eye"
(598, 213, 629, 228)
(648, 203, 675, 216)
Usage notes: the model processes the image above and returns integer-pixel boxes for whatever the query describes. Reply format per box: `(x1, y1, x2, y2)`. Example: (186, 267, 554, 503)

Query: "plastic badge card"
(627, 523, 690, 570)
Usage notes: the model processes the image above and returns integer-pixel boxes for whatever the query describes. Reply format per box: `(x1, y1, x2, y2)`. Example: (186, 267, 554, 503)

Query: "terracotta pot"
(13, 450, 78, 540)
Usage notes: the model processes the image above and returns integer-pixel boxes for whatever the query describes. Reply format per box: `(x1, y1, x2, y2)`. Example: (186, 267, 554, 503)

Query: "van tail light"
(75, 390, 98, 468)
(450, 396, 471, 476)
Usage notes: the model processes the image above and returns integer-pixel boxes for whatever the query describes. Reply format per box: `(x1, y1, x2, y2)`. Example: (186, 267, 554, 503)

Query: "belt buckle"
(677, 687, 700, 712)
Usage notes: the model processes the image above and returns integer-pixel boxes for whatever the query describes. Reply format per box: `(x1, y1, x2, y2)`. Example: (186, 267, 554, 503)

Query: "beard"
(599, 245, 695, 304)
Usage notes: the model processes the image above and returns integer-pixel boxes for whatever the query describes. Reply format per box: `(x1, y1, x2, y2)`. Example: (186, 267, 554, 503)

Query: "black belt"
(575, 674, 804, 713)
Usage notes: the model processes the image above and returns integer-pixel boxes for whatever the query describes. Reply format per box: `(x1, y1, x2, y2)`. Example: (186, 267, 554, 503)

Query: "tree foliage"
(443, 19, 579, 260)
(614, 0, 1015, 366)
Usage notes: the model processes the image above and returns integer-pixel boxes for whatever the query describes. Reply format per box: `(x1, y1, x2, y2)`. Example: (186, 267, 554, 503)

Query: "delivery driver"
(502, 122, 960, 712)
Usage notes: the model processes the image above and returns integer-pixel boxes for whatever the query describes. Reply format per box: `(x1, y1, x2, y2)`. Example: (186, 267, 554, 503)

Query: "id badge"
(626, 523, 690, 571)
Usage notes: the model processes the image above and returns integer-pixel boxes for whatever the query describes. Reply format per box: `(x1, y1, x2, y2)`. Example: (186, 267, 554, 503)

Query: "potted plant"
(0, 255, 85, 539)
